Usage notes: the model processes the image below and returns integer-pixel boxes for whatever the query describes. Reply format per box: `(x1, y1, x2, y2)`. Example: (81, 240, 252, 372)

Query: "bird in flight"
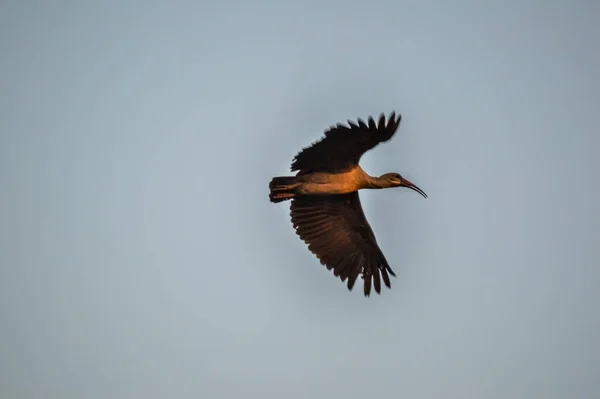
(269, 111, 427, 296)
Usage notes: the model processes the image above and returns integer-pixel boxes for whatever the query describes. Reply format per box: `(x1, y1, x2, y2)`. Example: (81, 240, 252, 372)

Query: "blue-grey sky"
(2, 1, 599, 398)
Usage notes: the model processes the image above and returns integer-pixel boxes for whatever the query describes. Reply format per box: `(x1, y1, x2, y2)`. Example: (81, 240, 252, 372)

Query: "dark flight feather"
(290, 192, 396, 296)
(291, 112, 401, 174)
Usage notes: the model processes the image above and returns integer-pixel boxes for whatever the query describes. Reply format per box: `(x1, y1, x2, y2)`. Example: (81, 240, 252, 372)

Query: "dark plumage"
(269, 111, 427, 296)
(291, 112, 401, 174)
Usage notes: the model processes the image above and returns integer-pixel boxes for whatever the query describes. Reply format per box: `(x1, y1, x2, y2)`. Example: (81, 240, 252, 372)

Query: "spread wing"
(290, 192, 396, 296)
(291, 112, 402, 174)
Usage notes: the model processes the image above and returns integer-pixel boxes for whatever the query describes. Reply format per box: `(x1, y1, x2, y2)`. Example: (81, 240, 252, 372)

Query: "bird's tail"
(269, 176, 300, 203)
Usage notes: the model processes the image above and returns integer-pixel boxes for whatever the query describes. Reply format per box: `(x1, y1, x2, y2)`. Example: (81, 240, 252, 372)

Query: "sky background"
(1, 0, 599, 398)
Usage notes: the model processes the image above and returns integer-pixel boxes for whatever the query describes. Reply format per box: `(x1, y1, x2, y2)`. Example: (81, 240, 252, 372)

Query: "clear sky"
(2, 1, 599, 398)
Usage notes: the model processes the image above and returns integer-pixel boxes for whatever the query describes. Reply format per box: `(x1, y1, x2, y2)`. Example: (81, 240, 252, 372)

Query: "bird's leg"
(271, 182, 300, 192)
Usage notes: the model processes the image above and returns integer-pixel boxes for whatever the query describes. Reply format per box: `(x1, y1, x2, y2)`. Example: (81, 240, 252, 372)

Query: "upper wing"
(290, 192, 396, 296)
(291, 112, 402, 174)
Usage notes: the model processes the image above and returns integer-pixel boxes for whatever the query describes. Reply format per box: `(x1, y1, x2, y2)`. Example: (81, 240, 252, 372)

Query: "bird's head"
(380, 173, 427, 198)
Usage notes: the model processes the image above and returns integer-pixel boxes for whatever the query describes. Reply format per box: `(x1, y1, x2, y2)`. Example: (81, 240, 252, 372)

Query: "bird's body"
(269, 112, 427, 296)
(282, 166, 373, 196)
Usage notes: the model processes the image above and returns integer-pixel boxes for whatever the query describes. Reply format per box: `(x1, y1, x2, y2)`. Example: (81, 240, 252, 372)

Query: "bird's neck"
(365, 175, 389, 189)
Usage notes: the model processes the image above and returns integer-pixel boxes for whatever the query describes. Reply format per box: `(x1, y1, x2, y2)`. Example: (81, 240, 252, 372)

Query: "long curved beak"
(401, 178, 427, 198)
